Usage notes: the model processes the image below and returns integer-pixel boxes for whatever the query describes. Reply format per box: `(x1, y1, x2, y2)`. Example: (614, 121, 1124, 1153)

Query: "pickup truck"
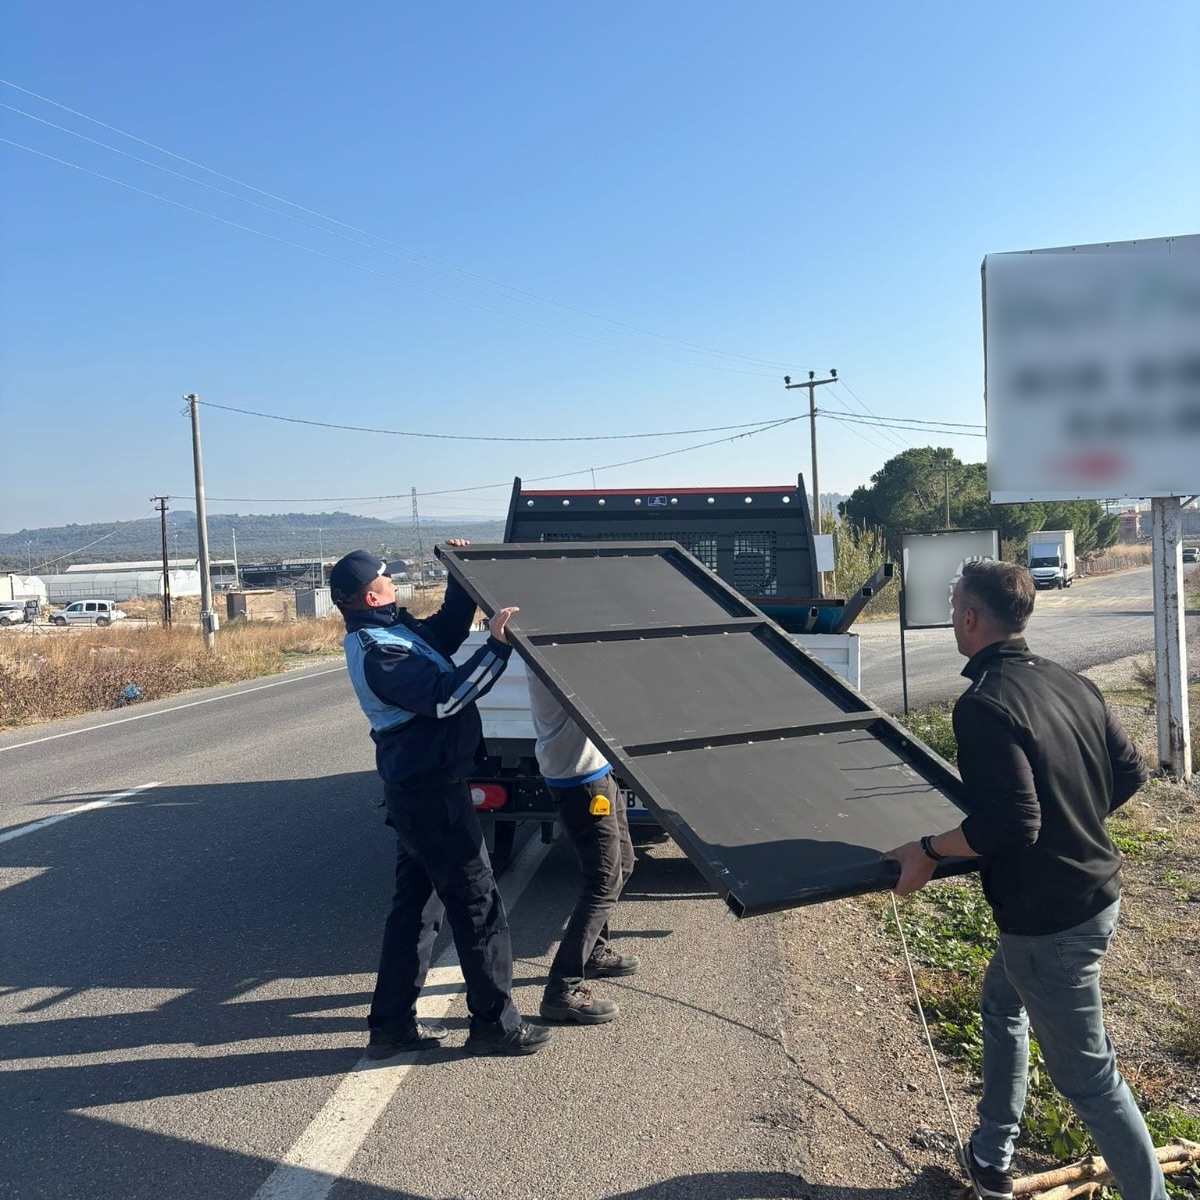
(457, 475, 892, 869)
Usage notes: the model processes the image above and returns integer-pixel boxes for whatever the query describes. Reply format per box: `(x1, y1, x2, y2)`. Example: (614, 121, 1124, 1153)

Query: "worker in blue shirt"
(332, 548, 552, 1058)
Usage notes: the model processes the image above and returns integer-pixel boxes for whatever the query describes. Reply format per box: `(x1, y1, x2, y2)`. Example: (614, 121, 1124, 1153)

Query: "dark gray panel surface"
(455, 549, 742, 635)
(630, 733, 965, 914)
(540, 628, 863, 750)
(439, 541, 970, 915)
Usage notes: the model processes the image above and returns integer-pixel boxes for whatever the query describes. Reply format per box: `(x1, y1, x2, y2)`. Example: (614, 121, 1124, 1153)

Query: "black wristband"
(920, 835, 946, 862)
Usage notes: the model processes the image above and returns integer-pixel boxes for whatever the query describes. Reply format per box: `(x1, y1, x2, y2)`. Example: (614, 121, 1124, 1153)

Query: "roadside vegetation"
(885, 700, 1200, 1194)
(0, 588, 448, 730)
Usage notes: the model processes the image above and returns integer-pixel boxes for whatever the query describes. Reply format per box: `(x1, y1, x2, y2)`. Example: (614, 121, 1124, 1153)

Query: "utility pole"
(411, 486, 426, 583)
(186, 393, 217, 649)
(232, 527, 239, 590)
(318, 527, 324, 587)
(783, 370, 838, 532)
(152, 496, 172, 627)
(942, 460, 952, 528)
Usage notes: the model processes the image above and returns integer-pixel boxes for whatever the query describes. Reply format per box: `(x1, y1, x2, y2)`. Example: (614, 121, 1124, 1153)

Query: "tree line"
(838, 448, 1121, 559)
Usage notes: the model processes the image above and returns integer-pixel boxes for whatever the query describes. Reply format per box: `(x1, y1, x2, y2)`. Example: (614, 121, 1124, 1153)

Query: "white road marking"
(251, 835, 553, 1200)
(0, 783, 162, 844)
(0, 667, 345, 754)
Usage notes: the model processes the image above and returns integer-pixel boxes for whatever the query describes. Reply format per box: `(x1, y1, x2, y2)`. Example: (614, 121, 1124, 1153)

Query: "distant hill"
(0, 511, 505, 573)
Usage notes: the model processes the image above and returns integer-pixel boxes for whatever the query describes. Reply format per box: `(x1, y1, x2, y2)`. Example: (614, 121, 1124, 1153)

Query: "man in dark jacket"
(885, 559, 1163, 1200)
(332, 548, 551, 1058)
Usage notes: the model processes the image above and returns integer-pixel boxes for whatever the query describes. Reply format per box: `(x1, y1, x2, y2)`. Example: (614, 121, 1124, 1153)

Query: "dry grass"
(0, 617, 344, 729)
(0, 585, 456, 730)
(1081, 544, 1153, 575)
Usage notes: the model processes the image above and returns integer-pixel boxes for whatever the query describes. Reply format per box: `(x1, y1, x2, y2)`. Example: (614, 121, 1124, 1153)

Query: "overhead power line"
(820, 411, 986, 437)
(166, 415, 803, 505)
(193, 399, 796, 442)
(0, 78, 806, 374)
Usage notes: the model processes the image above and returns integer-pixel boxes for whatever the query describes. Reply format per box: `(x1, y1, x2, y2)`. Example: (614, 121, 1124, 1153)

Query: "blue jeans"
(973, 900, 1165, 1200)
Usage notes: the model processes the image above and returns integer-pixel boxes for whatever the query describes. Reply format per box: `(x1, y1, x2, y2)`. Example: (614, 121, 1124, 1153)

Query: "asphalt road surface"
(1, 665, 803, 1200)
(859, 564, 1191, 712)
(0, 564, 1186, 1200)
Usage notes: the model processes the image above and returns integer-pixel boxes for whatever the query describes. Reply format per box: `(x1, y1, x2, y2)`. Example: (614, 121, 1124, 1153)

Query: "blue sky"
(2, 1, 1197, 532)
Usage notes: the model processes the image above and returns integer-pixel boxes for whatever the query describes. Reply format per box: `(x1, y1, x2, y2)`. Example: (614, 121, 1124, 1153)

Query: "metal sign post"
(1151, 498, 1191, 778)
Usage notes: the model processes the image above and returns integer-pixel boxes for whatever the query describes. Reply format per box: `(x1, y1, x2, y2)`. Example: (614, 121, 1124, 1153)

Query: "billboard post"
(1152, 498, 1191, 778)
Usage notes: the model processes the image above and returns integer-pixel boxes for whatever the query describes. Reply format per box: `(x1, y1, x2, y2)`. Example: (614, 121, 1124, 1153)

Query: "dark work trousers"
(369, 780, 521, 1037)
(546, 772, 636, 993)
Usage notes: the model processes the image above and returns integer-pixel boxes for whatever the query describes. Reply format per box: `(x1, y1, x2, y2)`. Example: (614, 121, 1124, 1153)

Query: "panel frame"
(438, 540, 974, 915)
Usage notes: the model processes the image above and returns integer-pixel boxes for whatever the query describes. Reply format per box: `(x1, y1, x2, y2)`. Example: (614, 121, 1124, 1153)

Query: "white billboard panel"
(983, 235, 1200, 503)
(901, 529, 1000, 629)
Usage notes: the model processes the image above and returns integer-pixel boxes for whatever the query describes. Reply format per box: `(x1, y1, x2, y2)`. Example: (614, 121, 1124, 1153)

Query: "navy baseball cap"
(329, 550, 390, 603)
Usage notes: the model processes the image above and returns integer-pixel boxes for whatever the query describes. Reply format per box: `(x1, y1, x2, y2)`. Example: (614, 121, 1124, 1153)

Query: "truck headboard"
(503, 475, 823, 603)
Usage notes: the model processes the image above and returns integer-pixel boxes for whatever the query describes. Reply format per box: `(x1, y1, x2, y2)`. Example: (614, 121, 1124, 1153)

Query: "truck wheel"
(1056, 578, 1063, 589)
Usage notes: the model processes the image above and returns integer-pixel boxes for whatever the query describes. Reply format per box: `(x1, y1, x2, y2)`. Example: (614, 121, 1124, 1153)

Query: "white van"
(51, 600, 127, 627)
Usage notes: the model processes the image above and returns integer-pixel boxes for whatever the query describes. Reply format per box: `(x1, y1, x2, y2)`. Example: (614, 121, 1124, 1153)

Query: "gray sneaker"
(540, 983, 619, 1024)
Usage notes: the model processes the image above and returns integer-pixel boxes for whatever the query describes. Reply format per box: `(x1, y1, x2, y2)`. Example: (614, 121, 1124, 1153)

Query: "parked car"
(1183, 547, 1199, 564)
(0, 600, 27, 626)
(50, 600, 127, 627)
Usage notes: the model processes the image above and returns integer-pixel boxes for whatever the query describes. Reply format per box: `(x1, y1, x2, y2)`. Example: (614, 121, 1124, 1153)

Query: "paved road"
(0, 665, 802, 1200)
(1, 567, 1187, 1200)
(858, 565, 1192, 712)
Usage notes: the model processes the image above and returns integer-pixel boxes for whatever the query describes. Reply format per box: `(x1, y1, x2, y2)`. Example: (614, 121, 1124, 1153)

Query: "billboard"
(901, 529, 1000, 629)
(983, 235, 1200, 503)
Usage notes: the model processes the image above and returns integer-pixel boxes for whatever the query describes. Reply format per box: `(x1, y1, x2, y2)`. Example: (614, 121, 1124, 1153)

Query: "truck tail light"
(469, 782, 508, 811)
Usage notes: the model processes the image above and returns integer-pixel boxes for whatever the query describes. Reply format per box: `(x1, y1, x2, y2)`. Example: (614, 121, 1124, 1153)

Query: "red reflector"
(470, 783, 508, 811)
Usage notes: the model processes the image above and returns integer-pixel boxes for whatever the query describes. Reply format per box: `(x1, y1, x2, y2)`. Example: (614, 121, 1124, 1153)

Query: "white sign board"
(983, 235, 1200, 503)
(901, 529, 1000, 629)
(813, 534, 835, 573)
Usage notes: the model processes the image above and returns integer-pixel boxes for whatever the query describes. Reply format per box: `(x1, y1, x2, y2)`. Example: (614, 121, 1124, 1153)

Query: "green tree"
(840, 448, 1042, 556)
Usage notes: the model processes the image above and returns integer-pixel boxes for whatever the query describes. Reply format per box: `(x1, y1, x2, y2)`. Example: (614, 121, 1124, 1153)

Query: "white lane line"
(0, 783, 162, 845)
(0, 667, 345, 754)
(251, 835, 553, 1200)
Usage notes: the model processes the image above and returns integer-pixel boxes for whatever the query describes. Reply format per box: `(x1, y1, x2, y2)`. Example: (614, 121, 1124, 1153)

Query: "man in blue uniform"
(332, 548, 551, 1058)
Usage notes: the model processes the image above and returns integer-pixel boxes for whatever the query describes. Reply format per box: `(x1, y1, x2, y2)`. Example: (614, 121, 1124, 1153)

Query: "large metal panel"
(438, 541, 972, 916)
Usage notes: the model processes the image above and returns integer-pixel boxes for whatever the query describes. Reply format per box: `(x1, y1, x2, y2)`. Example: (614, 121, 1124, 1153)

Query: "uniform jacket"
(342, 577, 511, 785)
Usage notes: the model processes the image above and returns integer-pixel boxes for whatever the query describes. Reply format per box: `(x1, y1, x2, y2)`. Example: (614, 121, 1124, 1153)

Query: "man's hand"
(883, 840, 938, 897)
(488, 606, 519, 644)
(444, 538, 469, 548)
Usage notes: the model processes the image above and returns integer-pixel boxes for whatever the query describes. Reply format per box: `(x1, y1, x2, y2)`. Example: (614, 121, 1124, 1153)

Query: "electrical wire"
(31, 517, 150, 571)
(830, 381, 911, 451)
(166, 415, 802, 504)
(0, 137, 780, 379)
(192, 399, 800, 442)
(0, 79, 808, 374)
(820, 411, 986, 438)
